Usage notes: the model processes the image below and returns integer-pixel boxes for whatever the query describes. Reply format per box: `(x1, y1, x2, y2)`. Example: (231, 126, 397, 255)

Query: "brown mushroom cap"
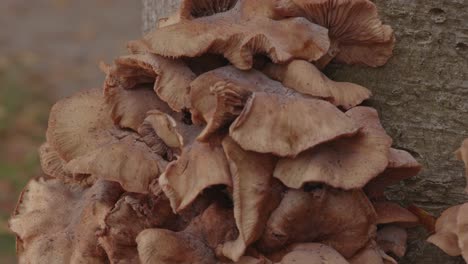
(46, 88, 116, 161)
(365, 148, 422, 199)
(348, 241, 397, 264)
(65, 135, 164, 193)
(143, 0, 330, 70)
(104, 53, 196, 112)
(269, 243, 349, 263)
(373, 201, 419, 227)
(258, 187, 377, 258)
(136, 203, 237, 264)
(275, 106, 392, 189)
(104, 83, 174, 131)
(219, 137, 280, 261)
(230, 92, 359, 157)
(280, 0, 395, 67)
(9, 178, 122, 263)
(137, 228, 217, 264)
(457, 203, 468, 262)
(262, 60, 371, 109)
(427, 205, 462, 256)
(159, 139, 232, 212)
(376, 225, 408, 258)
(143, 110, 184, 148)
(98, 193, 177, 263)
(456, 139, 468, 192)
(189, 66, 295, 136)
(38, 142, 68, 180)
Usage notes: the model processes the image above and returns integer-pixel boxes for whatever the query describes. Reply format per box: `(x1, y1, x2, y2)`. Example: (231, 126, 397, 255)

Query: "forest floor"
(0, 0, 140, 262)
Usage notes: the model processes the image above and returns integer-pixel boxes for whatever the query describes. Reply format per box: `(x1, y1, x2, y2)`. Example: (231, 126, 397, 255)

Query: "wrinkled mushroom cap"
(258, 187, 377, 258)
(98, 193, 177, 263)
(65, 135, 164, 193)
(46, 88, 116, 161)
(230, 92, 359, 157)
(219, 137, 279, 261)
(427, 205, 462, 256)
(159, 140, 232, 212)
(143, 0, 330, 70)
(365, 148, 421, 198)
(262, 60, 371, 109)
(104, 53, 195, 112)
(189, 65, 295, 127)
(9, 178, 122, 264)
(275, 106, 392, 189)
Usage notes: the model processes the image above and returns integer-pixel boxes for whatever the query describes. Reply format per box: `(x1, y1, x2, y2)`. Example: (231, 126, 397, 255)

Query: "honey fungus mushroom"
(427, 138, 468, 262)
(261, 60, 372, 109)
(257, 187, 377, 258)
(142, 0, 330, 70)
(274, 107, 392, 190)
(278, 0, 395, 68)
(9, 178, 123, 263)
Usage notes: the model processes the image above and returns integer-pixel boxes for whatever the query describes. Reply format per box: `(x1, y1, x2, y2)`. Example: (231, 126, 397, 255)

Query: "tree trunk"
(141, 0, 468, 263)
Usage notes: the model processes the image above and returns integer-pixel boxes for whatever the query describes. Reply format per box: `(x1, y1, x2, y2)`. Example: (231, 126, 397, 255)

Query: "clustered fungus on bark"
(12, 0, 459, 263)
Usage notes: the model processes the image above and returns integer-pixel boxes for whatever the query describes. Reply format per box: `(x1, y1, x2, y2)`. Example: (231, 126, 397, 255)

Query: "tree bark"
(141, 0, 468, 263)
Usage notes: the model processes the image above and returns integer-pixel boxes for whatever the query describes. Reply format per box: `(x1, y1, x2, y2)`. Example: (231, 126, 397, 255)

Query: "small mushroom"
(98, 193, 177, 263)
(143, 0, 330, 70)
(262, 60, 371, 109)
(104, 53, 196, 112)
(373, 201, 419, 227)
(279, 0, 395, 68)
(456, 203, 468, 262)
(159, 139, 233, 212)
(65, 135, 165, 194)
(136, 203, 237, 264)
(46, 88, 117, 161)
(456, 139, 468, 192)
(274, 106, 392, 190)
(104, 82, 174, 131)
(258, 187, 377, 258)
(365, 148, 422, 199)
(143, 110, 185, 149)
(376, 225, 408, 258)
(269, 243, 349, 263)
(427, 205, 462, 256)
(230, 92, 360, 157)
(348, 241, 397, 264)
(38, 142, 69, 180)
(218, 137, 280, 261)
(9, 178, 123, 263)
(189, 66, 296, 138)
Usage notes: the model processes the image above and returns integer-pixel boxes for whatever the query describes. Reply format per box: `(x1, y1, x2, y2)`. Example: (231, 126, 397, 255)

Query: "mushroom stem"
(315, 40, 340, 70)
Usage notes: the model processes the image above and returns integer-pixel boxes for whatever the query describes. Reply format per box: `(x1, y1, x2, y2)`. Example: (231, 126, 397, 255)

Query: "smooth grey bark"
(142, 0, 468, 263)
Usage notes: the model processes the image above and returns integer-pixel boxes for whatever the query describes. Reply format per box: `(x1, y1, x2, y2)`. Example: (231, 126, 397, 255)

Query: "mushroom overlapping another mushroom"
(427, 138, 468, 262)
(10, 0, 428, 263)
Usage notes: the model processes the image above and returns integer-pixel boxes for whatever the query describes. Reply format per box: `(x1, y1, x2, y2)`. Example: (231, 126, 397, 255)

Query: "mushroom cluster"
(9, 0, 425, 263)
(428, 139, 468, 262)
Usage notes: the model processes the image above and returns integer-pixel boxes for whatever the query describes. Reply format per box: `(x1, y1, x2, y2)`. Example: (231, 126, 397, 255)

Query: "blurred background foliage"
(0, 0, 140, 262)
